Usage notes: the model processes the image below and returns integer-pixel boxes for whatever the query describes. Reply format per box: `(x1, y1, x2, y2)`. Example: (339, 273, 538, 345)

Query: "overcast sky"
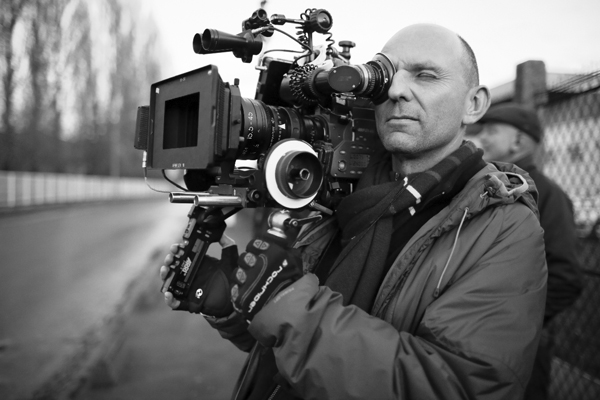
(141, 0, 600, 96)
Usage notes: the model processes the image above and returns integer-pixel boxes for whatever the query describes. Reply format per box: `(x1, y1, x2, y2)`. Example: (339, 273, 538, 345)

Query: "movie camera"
(134, 7, 396, 212)
(133, 7, 396, 303)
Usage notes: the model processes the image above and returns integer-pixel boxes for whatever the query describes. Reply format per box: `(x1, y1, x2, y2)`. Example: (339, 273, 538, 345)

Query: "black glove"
(230, 236, 303, 321)
(174, 245, 238, 317)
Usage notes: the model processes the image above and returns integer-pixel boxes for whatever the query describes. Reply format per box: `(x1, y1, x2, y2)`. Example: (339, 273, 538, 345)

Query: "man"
(162, 24, 547, 399)
(475, 102, 583, 400)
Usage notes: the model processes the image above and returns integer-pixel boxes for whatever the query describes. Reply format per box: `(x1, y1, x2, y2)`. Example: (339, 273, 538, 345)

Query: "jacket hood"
(456, 161, 540, 222)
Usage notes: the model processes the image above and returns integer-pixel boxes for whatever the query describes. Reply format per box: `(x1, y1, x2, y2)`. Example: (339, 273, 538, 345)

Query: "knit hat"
(478, 102, 543, 142)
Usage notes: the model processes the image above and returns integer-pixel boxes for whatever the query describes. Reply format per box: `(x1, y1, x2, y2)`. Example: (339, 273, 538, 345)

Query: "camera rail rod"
(169, 192, 244, 207)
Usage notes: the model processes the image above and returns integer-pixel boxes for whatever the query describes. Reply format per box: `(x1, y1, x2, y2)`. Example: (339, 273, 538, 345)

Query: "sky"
(140, 0, 600, 98)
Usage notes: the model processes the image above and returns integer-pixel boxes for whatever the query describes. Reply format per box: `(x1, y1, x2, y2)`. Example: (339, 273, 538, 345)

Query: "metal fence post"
(7, 172, 16, 207)
(515, 60, 548, 107)
(515, 60, 548, 167)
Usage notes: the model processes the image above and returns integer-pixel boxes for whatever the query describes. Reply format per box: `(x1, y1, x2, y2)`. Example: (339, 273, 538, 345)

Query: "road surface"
(0, 200, 259, 399)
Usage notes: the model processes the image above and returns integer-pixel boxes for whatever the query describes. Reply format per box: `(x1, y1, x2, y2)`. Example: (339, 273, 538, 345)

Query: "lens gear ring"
(263, 139, 321, 209)
(289, 64, 318, 106)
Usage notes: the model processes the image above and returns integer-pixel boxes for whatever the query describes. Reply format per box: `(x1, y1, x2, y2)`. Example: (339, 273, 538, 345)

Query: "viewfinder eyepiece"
(306, 9, 333, 33)
(192, 29, 263, 62)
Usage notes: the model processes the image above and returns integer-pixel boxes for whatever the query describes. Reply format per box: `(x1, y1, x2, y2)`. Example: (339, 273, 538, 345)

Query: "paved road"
(82, 280, 248, 400)
(0, 200, 260, 399)
(81, 206, 259, 400)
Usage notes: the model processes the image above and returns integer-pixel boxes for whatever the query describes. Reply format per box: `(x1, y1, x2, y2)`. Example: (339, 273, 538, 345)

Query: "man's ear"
(463, 85, 491, 125)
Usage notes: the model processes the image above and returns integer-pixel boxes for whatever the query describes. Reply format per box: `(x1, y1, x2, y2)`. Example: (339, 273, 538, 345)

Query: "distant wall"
(0, 171, 165, 208)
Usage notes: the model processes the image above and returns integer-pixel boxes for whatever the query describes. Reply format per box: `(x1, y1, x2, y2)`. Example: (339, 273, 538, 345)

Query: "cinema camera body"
(134, 8, 396, 303)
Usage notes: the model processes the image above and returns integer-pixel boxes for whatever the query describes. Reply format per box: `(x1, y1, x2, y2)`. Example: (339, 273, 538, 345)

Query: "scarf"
(325, 141, 483, 311)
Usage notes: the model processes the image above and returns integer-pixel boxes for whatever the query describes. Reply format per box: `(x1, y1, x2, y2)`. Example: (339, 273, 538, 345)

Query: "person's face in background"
(477, 122, 521, 162)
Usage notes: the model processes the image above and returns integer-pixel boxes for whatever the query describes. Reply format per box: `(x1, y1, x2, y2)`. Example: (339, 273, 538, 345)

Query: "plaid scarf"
(326, 141, 482, 311)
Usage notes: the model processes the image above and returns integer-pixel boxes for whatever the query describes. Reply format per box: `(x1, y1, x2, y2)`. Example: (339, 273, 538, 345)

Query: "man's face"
(374, 25, 471, 158)
(477, 122, 519, 162)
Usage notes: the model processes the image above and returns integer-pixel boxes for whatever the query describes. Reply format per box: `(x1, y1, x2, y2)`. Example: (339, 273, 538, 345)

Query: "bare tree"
(106, 0, 162, 177)
(1, 0, 162, 175)
(19, 0, 69, 172)
(62, 0, 105, 174)
(0, 0, 29, 170)
(120, 22, 162, 177)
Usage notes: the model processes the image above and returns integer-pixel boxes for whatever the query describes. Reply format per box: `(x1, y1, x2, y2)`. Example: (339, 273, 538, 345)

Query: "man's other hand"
(230, 236, 303, 321)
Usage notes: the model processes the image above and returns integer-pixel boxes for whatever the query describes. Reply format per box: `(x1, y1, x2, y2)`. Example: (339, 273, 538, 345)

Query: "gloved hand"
(230, 235, 303, 321)
(160, 234, 237, 318)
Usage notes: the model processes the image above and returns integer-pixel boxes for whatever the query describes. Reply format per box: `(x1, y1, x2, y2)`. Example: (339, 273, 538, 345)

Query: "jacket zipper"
(233, 345, 258, 400)
(433, 207, 469, 298)
(267, 384, 281, 400)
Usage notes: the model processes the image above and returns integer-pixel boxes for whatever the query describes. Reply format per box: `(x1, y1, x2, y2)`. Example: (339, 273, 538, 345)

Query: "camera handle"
(161, 205, 240, 300)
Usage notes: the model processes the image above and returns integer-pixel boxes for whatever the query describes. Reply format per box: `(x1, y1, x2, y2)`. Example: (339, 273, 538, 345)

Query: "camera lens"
(364, 53, 396, 104)
(325, 53, 395, 105)
(238, 99, 326, 160)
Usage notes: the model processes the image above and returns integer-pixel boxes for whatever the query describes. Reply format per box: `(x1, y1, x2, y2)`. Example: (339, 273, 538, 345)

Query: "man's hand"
(230, 236, 303, 321)
(160, 234, 237, 317)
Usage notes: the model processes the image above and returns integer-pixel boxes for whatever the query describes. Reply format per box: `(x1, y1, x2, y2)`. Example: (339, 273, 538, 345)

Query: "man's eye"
(417, 72, 437, 79)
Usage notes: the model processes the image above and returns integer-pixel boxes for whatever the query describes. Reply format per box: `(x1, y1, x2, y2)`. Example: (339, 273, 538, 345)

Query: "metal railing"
(0, 171, 164, 208)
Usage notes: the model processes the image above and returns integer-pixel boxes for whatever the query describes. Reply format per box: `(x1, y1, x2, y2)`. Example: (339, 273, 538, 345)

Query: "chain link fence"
(538, 71, 600, 400)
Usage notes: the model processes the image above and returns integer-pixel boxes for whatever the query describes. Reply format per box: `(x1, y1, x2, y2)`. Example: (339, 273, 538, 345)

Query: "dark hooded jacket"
(512, 155, 582, 323)
(207, 162, 548, 400)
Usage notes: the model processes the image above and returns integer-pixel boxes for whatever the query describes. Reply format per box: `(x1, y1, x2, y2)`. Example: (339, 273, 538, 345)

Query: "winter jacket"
(207, 162, 548, 400)
(513, 155, 582, 323)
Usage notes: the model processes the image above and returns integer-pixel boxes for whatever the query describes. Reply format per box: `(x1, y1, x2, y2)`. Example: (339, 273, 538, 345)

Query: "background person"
(474, 102, 583, 400)
(161, 25, 548, 400)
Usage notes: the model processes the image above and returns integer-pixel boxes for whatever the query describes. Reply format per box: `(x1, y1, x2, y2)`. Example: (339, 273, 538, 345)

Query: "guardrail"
(0, 170, 165, 208)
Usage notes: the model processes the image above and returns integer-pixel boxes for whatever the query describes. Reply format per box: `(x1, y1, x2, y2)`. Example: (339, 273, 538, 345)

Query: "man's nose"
(387, 71, 413, 102)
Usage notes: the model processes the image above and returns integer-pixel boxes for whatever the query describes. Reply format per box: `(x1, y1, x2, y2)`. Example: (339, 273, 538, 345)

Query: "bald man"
(162, 24, 547, 400)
